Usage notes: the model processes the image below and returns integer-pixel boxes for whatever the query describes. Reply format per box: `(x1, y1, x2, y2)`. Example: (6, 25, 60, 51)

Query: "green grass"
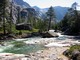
(64, 45, 80, 57)
(11, 25, 39, 34)
(0, 24, 39, 34)
(69, 45, 80, 53)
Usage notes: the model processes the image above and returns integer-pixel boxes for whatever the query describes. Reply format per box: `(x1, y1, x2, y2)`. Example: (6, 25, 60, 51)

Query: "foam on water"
(0, 45, 14, 52)
(0, 33, 68, 54)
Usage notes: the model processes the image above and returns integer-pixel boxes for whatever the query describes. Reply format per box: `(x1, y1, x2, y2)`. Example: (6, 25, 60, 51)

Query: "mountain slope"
(10, 0, 69, 23)
(13, 0, 68, 21)
(33, 6, 69, 21)
(13, 0, 31, 8)
(33, 6, 41, 11)
(54, 6, 68, 21)
(7, 0, 31, 24)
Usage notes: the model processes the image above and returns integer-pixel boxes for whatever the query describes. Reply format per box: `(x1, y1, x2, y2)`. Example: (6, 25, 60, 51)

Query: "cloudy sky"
(23, 0, 80, 9)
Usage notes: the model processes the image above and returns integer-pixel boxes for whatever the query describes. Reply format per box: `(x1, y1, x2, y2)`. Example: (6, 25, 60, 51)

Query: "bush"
(63, 45, 80, 60)
(69, 45, 80, 53)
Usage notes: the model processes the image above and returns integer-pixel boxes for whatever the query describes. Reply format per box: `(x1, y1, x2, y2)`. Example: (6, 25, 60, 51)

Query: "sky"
(23, 0, 80, 9)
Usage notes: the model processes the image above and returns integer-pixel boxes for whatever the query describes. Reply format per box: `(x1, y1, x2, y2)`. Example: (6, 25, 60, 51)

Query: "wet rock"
(71, 50, 80, 60)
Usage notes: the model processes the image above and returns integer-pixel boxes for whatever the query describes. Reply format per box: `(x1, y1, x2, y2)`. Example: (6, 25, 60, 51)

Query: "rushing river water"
(0, 35, 68, 54)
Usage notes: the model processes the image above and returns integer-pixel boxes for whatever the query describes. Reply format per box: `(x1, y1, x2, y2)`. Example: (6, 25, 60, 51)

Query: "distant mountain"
(33, 6, 46, 18)
(9, 0, 31, 24)
(33, 6, 41, 11)
(33, 6, 69, 21)
(9, 0, 69, 23)
(13, 0, 69, 21)
(54, 6, 69, 21)
(13, 0, 31, 8)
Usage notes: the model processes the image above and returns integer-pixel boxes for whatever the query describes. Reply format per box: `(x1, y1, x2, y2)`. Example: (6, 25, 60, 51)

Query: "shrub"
(63, 45, 80, 60)
(69, 45, 80, 53)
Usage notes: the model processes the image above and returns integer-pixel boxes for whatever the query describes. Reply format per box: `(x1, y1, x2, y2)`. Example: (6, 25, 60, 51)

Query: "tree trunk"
(3, 2, 6, 35)
(74, 10, 80, 34)
(9, 1, 13, 34)
(48, 16, 52, 31)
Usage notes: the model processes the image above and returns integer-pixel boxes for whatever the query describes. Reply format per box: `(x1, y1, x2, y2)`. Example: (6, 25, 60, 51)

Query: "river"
(0, 34, 69, 54)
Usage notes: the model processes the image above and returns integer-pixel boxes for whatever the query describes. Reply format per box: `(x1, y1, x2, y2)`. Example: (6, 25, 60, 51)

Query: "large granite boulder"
(16, 23, 32, 30)
(41, 30, 59, 38)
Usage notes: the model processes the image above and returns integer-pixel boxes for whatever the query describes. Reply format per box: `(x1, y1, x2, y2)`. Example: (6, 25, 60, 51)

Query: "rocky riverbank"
(0, 32, 41, 40)
(0, 47, 69, 60)
(0, 37, 80, 60)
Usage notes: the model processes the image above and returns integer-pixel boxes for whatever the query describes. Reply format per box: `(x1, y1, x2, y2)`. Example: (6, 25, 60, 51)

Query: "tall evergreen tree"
(0, 0, 9, 35)
(9, 0, 13, 33)
(69, 2, 80, 34)
(59, 2, 80, 35)
(46, 6, 55, 31)
(72, 2, 80, 33)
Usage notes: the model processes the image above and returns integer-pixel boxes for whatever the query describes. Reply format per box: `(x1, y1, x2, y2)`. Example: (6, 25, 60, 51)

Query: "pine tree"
(9, 0, 13, 34)
(46, 6, 55, 31)
(69, 2, 80, 34)
(0, 0, 9, 35)
(59, 2, 80, 35)
(72, 2, 80, 33)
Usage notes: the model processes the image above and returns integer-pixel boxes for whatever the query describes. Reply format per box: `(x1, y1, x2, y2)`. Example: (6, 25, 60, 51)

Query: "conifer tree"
(0, 0, 9, 35)
(46, 6, 55, 31)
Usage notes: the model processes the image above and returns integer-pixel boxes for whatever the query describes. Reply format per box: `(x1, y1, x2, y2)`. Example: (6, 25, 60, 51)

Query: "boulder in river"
(41, 30, 59, 38)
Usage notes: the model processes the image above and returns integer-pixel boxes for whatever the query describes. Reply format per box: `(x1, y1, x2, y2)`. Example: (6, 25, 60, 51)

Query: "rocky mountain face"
(33, 6, 69, 21)
(33, 6, 46, 19)
(10, 0, 69, 24)
(54, 6, 69, 21)
(13, 0, 31, 8)
(10, 0, 31, 24)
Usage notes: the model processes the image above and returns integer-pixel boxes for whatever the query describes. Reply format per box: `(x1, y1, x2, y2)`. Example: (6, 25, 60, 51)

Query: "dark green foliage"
(35, 19, 48, 32)
(69, 45, 80, 53)
(46, 6, 55, 17)
(46, 6, 56, 31)
(58, 2, 80, 35)
(63, 45, 80, 60)
(0, 0, 9, 35)
(59, 14, 69, 31)
(9, 0, 14, 34)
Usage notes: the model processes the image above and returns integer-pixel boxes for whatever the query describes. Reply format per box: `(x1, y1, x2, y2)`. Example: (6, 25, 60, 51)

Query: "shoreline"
(0, 38, 80, 60)
(0, 47, 69, 60)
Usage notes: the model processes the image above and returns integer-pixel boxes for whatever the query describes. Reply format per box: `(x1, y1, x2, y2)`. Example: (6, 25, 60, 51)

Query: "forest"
(0, 0, 80, 60)
(0, 0, 80, 38)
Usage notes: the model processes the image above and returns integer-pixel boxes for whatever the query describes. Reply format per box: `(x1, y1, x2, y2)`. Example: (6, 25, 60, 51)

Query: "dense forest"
(58, 2, 80, 35)
(0, 0, 80, 39)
